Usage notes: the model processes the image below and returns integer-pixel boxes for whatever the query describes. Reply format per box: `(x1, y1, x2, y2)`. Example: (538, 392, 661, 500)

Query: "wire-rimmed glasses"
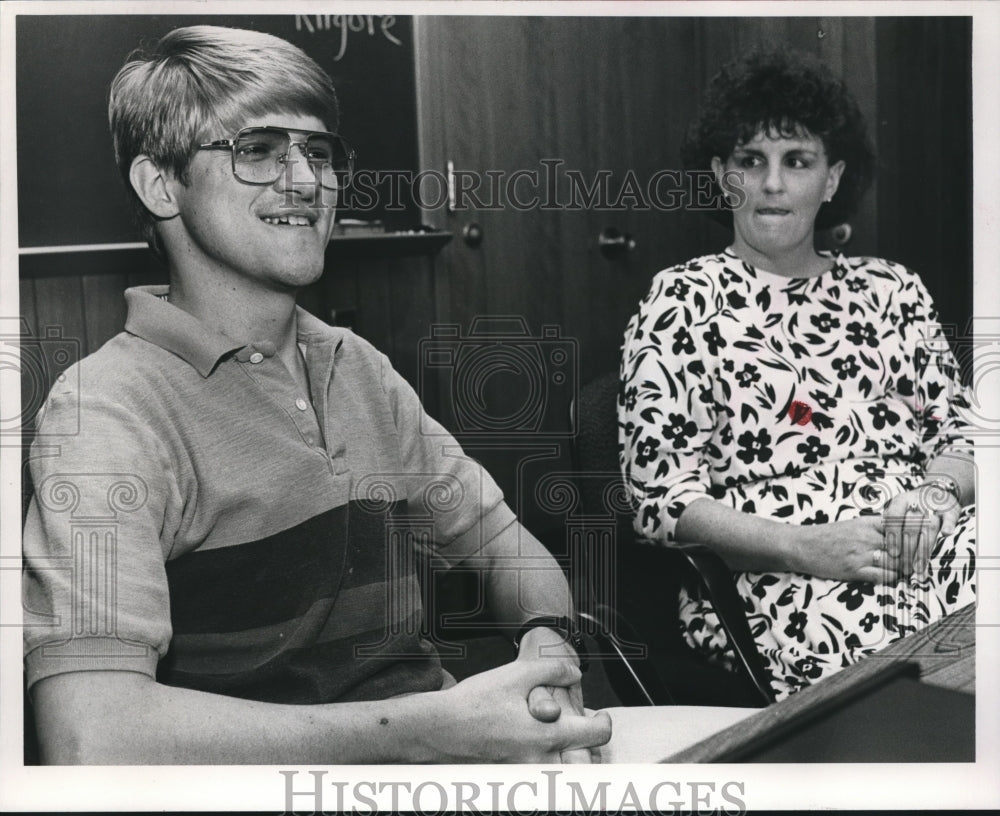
(198, 126, 355, 190)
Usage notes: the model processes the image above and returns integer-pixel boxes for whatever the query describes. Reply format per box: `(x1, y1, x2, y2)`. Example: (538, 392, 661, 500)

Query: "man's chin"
(275, 255, 327, 289)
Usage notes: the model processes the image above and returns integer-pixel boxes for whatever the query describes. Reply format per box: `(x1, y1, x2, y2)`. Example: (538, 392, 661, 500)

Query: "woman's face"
(712, 128, 844, 263)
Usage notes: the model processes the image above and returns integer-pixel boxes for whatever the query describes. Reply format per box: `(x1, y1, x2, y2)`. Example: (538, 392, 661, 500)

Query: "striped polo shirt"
(23, 286, 515, 703)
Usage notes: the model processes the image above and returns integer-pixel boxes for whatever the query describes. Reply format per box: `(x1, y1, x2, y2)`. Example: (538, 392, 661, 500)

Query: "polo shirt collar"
(124, 286, 251, 378)
(295, 307, 340, 345)
(124, 286, 344, 377)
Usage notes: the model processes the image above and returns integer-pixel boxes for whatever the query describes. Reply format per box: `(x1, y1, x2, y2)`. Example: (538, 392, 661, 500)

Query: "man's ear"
(129, 156, 180, 219)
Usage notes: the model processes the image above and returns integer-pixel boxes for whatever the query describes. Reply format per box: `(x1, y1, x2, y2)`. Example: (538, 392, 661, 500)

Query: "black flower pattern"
(854, 460, 886, 481)
(796, 656, 825, 680)
(810, 313, 841, 332)
(703, 322, 727, 355)
(832, 355, 860, 380)
(662, 413, 698, 449)
(783, 610, 808, 642)
(619, 251, 977, 700)
(859, 612, 879, 633)
(868, 403, 901, 430)
(836, 582, 875, 612)
(664, 279, 690, 299)
(633, 435, 660, 468)
(795, 435, 830, 465)
(735, 363, 761, 388)
(810, 389, 838, 410)
(845, 321, 879, 347)
(672, 326, 695, 355)
(736, 429, 773, 464)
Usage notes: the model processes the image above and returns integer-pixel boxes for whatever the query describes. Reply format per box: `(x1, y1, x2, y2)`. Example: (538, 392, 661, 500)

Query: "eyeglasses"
(198, 126, 356, 190)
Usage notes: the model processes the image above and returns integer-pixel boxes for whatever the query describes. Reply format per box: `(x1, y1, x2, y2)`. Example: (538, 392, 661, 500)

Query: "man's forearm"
(33, 671, 440, 765)
(478, 521, 575, 630)
(33, 655, 609, 765)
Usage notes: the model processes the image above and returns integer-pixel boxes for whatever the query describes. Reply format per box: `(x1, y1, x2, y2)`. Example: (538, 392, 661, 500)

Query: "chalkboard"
(15, 14, 419, 248)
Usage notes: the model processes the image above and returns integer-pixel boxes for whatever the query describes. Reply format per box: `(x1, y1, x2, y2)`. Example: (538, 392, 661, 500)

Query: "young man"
(22, 25, 611, 764)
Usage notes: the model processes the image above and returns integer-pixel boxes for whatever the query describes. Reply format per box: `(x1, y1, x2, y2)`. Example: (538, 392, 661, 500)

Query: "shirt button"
(295, 398, 309, 411)
(249, 352, 264, 364)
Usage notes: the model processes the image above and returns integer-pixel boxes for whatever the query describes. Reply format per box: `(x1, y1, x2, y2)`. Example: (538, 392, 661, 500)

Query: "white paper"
(595, 705, 759, 764)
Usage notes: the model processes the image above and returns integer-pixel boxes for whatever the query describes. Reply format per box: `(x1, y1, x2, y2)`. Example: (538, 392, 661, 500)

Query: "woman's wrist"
(779, 522, 811, 574)
(921, 476, 962, 507)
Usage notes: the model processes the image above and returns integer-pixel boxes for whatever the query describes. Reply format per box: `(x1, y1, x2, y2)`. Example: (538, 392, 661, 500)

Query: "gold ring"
(873, 549, 882, 565)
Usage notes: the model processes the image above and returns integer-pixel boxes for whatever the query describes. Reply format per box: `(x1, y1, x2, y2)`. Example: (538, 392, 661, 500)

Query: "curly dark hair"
(681, 49, 875, 231)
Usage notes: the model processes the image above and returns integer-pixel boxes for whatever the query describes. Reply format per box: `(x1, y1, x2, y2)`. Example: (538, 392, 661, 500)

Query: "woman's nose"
(762, 163, 785, 193)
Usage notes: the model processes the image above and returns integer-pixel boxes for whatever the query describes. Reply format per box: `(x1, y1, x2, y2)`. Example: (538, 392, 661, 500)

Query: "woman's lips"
(756, 207, 791, 215)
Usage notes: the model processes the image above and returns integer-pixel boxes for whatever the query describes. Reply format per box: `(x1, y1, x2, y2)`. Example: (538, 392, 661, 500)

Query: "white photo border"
(1, 0, 998, 812)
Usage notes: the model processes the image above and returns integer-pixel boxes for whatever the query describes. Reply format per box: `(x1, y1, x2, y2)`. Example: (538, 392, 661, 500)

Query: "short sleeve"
(619, 271, 718, 543)
(376, 355, 516, 565)
(23, 389, 179, 690)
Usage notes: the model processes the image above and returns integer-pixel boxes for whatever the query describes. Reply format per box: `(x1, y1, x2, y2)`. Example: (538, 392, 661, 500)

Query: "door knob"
(463, 222, 484, 247)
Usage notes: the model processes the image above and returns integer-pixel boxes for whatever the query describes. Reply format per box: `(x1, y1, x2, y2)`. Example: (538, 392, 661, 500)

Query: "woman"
(619, 49, 975, 699)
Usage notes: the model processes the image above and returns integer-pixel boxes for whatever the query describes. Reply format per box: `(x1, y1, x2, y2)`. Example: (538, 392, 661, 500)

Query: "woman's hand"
(794, 515, 901, 584)
(880, 483, 961, 578)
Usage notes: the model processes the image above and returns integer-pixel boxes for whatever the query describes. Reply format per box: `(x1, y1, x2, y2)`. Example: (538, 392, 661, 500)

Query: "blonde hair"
(109, 25, 339, 255)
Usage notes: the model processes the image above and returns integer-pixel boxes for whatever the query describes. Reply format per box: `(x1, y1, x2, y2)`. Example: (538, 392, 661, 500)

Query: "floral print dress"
(618, 250, 976, 699)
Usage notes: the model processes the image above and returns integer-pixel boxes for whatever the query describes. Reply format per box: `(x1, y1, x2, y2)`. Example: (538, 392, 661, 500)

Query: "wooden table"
(664, 602, 976, 763)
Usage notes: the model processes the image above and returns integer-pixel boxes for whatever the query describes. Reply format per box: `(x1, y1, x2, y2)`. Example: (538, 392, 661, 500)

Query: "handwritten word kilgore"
(295, 15, 402, 61)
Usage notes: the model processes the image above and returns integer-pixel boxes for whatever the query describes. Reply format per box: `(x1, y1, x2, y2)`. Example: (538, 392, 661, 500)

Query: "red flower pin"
(788, 400, 813, 426)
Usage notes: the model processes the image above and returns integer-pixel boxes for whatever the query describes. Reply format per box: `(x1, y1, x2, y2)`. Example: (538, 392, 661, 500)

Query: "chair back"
(570, 371, 622, 493)
(570, 373, 774, 707)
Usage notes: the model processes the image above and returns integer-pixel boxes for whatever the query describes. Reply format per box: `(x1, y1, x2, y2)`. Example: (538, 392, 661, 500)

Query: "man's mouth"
(259, 213, 316, 227)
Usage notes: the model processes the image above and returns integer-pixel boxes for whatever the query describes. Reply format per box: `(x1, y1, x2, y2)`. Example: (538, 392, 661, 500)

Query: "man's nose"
(276, 144, 320, 199)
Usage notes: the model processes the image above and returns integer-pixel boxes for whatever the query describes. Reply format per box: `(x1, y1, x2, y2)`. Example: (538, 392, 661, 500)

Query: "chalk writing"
(294, 15, 402, 61)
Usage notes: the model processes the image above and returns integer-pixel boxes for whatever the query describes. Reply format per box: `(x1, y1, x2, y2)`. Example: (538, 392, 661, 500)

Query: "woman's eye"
(787, 157, 810, 169)
(736, 156, 761, 169)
